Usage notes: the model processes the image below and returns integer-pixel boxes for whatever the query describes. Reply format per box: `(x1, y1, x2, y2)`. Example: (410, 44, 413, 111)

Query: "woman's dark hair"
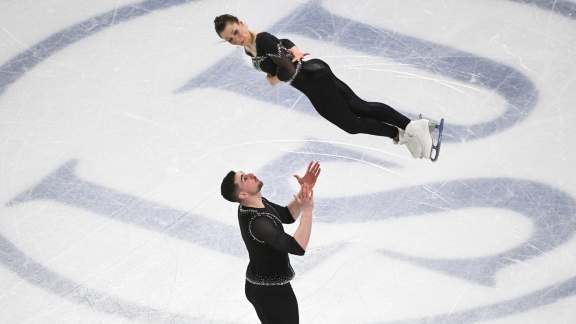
(221, 170, 239, 202)
(214, 14, 239, 36)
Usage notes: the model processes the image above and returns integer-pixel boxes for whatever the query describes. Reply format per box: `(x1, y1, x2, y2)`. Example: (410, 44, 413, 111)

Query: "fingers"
(308, 161, 321, 177)
(295, 162, 321, 188)
(291, 53, 309, 63)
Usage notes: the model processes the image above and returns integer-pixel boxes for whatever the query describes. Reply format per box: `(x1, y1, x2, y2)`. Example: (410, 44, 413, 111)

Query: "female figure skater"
(214, 14, 433, 159)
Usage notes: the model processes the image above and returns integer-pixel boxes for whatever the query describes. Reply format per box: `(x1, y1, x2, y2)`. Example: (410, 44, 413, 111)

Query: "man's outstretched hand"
(294, 161, 321, 189)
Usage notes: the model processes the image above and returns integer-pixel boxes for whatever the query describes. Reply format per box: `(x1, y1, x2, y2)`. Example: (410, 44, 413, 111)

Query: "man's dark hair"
(221, 170, 239, 202)
(214, 14, 239, 36)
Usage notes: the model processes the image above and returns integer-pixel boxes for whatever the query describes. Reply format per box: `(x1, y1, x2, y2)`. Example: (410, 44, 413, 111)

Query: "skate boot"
(405, 119, 433, 159)
(393, 128, 422, 159)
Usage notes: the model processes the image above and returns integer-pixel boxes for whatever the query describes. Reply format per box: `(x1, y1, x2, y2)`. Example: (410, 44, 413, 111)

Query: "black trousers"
(291, 58, 411, 139)
(245, 281, 299, 324)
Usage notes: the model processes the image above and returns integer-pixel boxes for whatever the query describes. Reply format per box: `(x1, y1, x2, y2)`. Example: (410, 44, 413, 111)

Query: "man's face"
(234, 171, 263, 199)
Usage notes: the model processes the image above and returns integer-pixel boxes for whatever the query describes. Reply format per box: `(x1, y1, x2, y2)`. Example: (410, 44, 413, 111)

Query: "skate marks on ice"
(252, 142, 576, 272)
(0, 234, 204, 323)
(254, 141, 576, 322)
(262, 143, 576, 286)
(509, 0, 576, 19)
(4, 159, 345, 318)
(388, 276, 576, 324)
(4, 143, 576, 322)
(375, 177, 576, 285)
(7, 160, 245, 257)
(0, 0, 197, 97)
(178, 0, 540, 143)
(0, 0, 574, 322)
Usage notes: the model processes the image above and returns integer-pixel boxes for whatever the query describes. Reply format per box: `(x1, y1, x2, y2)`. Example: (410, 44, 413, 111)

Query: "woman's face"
(219, 21, 251, 46)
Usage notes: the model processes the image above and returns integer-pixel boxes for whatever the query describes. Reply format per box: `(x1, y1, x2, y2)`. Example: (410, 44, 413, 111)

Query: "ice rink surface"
(1, 0, 576, 323)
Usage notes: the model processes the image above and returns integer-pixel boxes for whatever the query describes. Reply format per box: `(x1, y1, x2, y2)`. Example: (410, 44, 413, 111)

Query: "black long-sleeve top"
(238, 197, 305, 285)
(245, 32, 300, 83)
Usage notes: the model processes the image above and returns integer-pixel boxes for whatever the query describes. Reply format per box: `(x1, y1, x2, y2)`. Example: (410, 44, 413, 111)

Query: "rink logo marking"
(8, 154, 576, 323)
(1, 0, 575, 323)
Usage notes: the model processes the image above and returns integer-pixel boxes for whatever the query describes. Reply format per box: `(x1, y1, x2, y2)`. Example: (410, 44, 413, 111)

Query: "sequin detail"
(245, 265, 295, 286)
(287, 61, 302, 85)
(240, 201, 283, 243)
(250, 43, 299, 83)
(245, 211, 281, 244)
(251, 55, 267, 72)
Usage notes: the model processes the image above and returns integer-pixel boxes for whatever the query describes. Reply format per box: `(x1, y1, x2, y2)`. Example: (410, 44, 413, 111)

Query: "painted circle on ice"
(1, 0, 575, 323)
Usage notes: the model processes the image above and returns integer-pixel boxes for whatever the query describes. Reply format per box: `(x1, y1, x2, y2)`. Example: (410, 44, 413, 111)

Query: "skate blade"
(418, 114, 444, 162)
(430, 118, 444, 162)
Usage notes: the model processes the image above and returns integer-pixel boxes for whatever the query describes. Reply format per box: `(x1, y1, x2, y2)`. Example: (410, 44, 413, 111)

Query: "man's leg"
(245, 281, 267, 322)
(245, 281, 299, 323)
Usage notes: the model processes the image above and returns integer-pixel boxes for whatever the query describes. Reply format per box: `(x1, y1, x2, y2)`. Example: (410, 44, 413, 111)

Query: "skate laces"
(406, 120, 432, 159)
(397, 129, 422, 158)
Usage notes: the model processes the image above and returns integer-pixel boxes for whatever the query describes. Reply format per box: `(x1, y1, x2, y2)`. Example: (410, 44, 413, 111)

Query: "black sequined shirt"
(238, 197, 305, 285)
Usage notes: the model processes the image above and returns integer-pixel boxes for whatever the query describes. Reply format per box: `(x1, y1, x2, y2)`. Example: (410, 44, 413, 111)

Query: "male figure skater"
(220, 161, 320, 323)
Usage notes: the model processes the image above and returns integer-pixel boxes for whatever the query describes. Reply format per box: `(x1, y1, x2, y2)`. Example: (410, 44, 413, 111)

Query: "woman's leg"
(292, 59, 428, 158)
(330, 74, 433, 158)
(332, 74, 411, 130)
(292, 60, 400, 138)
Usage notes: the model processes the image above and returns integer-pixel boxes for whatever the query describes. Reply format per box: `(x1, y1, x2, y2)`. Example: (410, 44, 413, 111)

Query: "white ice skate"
(394, 128, 422, 159)
(405, 119, 433, 159)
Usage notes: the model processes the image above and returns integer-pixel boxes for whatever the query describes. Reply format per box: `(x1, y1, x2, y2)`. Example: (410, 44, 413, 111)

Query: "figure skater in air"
(214, 14, 444, 161)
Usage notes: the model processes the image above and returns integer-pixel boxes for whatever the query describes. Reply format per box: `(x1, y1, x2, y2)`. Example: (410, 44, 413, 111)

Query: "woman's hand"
(288, 46, 310, 63)
(300, 183, 314, 211)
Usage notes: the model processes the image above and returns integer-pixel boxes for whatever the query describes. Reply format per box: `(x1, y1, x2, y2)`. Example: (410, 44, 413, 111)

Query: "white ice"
(1, 0, 576, 323)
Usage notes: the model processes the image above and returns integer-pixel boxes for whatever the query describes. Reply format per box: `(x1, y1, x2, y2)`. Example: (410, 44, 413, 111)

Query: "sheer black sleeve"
(251, 216, 305, 256)
(263, 198, 295, 224)
(279, 38, 296, 49)
(256, 32, 297, 82)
